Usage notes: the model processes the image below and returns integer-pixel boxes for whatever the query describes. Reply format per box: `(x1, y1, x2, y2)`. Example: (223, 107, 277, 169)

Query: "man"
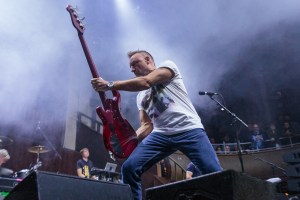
(76, 148, 96, 179)
(0, 149, 10, 167)
(0, 149, 13, 177)
(91, 50, 222, 200)
(251, 123, 265, 150)
(266, 122, 281, 147)
(186, 162, 202, 179)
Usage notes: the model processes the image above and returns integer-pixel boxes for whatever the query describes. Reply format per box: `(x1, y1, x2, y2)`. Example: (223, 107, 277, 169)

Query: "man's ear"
(145, 56, 151, 64)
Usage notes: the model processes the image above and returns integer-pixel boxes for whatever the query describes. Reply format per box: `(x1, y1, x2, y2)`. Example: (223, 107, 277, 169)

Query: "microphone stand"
(36, 121, 62, 160)
(207, 94, 248, 173)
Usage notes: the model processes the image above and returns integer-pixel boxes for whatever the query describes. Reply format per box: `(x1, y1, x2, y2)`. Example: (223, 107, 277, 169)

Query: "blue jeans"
(121, 128, 222, 200)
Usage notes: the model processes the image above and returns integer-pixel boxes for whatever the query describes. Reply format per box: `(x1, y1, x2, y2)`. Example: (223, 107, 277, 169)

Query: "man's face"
(253, 124, 259, 132)
(284, 122, 290, 129)
(129, 53, 151, 77)
(0, 156, 7, 166)
(82, 150, 89, 158)
(270, 124, 276, 130)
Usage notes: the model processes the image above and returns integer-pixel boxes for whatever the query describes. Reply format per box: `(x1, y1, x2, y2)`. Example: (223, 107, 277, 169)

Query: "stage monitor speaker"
(5, 171, 132, 200)
(287, 179, 300, 193)
(283, 149, 300, 164)
(286, 163, 300, 177)
(146, 170, 276, 200)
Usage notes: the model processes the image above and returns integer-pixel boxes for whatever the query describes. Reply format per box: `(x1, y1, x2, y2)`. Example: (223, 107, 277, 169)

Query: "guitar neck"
(78, 33, 107, 105)
(78, 34, 98, 78)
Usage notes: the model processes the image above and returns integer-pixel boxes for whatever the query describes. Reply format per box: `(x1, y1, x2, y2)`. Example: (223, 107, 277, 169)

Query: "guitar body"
(67, 5, 138, 159)
(96, 91, 138, 158)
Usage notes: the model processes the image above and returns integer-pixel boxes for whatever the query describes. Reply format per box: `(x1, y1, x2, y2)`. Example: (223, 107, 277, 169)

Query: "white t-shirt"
(136, 60, 204, 135)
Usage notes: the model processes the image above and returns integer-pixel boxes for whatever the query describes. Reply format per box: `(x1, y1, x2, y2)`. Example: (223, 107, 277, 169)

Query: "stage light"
(114, 0, 132, 17)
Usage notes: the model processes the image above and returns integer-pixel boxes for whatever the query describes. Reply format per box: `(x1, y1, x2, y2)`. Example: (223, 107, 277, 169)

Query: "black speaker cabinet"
(283, 149, 300, 164)
(146, 170, 277, 200)
(287, 178, 300, 192)
(5, 171, 132, 200)
(286, 163, 300, 177)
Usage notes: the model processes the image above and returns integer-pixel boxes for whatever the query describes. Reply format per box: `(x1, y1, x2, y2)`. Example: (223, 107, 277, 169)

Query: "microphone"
(198, 91, 218, 96)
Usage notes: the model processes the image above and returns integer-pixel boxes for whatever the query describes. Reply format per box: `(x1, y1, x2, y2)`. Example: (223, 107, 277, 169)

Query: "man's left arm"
(136, 110, 153, 142)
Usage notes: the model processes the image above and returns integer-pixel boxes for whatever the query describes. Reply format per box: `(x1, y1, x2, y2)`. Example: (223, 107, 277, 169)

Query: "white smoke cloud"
(1, 0, 300, 129)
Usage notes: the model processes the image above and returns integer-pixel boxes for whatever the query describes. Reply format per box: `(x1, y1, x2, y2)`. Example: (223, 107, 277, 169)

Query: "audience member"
(251, 123, 265, 150)
(209, 137, 216, 144)
(222, 134, 236, 150)
(224, 145, 232, 154)
(282, 122, 295, 137)
(283, 114, 300, 134)
(215, 146, 224, 154)
(266, 122, 281, 147)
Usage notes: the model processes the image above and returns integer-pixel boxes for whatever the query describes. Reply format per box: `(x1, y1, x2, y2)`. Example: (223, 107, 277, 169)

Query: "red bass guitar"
(66, 5, 138, 159)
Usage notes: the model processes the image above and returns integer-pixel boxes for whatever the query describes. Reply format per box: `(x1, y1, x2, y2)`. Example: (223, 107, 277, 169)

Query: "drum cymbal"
(0, 136, 13, 147)
(28, 145, 51, 154)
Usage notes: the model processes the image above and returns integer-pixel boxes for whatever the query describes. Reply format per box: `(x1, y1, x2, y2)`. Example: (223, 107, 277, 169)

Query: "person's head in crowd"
(269, 122, 277, 130)
(215, 146, 222, 153)
(0, 149, 10, 166)
(209, 137, 216, 144)
(225, 145, 231, 153)
(283, 122, 291, 129)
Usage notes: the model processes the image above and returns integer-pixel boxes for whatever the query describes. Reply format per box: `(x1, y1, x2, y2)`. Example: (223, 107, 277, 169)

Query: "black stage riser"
(146, 170, 277, 200)
(287, 179, 300, 193)
(283, 149, 300, 164)
(5, 171, 132, 200)
(286, 163, 300, 177)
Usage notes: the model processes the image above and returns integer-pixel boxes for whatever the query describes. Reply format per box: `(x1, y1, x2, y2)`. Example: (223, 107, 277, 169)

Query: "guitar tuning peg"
(79, 22, 85, 30)
(72, 6, 80, 15)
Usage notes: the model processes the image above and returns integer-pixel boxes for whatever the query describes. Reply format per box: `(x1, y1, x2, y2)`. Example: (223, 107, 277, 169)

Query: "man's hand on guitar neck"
(91, 77, 114, 91)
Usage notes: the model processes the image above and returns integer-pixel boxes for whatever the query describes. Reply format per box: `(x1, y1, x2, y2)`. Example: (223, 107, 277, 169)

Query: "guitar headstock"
(66, 5, 85, 34)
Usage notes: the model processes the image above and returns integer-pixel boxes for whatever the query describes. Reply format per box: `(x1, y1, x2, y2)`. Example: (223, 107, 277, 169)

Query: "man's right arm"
(77, 168, 85, 178)
(91, 67, 174, 92)
(136, 110, 153, 142)
(76, 161, 85, 178)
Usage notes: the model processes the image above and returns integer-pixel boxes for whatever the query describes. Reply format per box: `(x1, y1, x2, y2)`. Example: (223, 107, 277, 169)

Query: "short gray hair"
(127, 50, 155, 63)
(0, 149, 10, 160)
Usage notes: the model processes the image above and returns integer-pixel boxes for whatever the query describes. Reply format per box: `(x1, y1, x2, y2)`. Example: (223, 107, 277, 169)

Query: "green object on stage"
(0, 191, 9, 197)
